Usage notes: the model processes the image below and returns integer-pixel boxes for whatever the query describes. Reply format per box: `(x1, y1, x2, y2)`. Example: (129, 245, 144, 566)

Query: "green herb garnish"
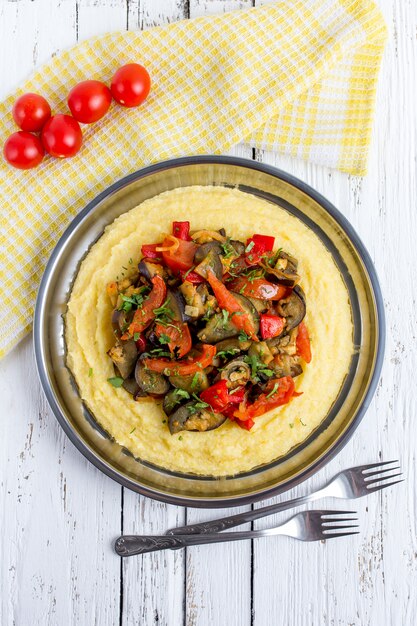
(108, 377, 124, 388)
(133, 332, 140, 341)
(130, 427, 136, 434)
(158, 333, 171, 345)
(88, 367, 93, 377)
(190, 372, 200, 390)
(221, 309, 230, 326)
(153, 299, 175, 325)
(266, 382, 279, 398)
(174, 389, 191, 400)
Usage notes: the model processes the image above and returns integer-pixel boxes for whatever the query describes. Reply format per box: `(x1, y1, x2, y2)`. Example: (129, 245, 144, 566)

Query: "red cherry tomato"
(41, 114, 83, 158)
(3, 131, 44, 170)
(110, 63, 151, 107)
(12, 93, 51, 132)
(68, 80, 112, 124)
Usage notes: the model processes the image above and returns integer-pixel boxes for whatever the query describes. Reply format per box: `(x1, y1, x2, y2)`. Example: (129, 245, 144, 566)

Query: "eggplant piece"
(169, 371, 209, 393)
(169, 402, 227, 434)
(111, 309, 131, 335)
(194, 249, 223, 281)
(267, 328, 298, 356)
(138, 259, 166, 281)
(277, 285, 306, 330)
(230, 240, 245, 256)
(197, 294, 259, 343)
(163, 389, 188, 416)
(248, 341, 274, 365)
(272, 354, 303, 378)
(135, 359, 170, 396)
(246, 296, 268, 314)
(215, 337, 251, 354)
(122, 377, 140, 396)
(107, 340, 138, 379)
(264, 251, 300, 286)
(197, 313, 240, 343)
(167, 288, 189, 322)
(194, 241, 223, 264)
(220, 357, 251, 389)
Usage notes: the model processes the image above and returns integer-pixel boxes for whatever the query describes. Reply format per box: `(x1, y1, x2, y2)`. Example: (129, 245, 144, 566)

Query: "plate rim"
(33, 154, 386, 508)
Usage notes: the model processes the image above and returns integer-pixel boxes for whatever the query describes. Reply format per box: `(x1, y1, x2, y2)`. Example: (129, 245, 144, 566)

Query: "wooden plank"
(0, 2, 126, 625)
(183, 3, 254, 624)
(251, 1, 417, 624)
(120, 3, 188, 626)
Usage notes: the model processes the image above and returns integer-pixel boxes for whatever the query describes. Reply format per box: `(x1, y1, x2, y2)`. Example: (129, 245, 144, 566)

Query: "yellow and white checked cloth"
(0, 0, 387, 358)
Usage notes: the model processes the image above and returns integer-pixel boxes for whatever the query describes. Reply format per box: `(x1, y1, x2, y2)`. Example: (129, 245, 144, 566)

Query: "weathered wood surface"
(0, 1, 416, 625)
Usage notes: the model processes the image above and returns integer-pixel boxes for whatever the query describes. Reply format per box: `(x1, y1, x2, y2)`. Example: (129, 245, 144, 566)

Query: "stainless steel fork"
(166, 459, 403, 536)
(114, 510, 359, 556)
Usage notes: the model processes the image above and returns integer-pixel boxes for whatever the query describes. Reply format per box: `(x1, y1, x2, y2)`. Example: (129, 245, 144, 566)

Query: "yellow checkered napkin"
(0, 0, 387, 358)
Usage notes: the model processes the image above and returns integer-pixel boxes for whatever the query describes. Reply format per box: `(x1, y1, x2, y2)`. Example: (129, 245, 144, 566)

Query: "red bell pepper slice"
(172, 221, 191, 241)
(122, 275, 167, 338)
(206, 270, 259, 341)
(245, 234, 275, 265)
(233, 376, 297, 421)
(141, 243, 163, 259)
(296, 321, 312, 363)
(134, 333, 147, 353)
(155, 320, 192, 358)
(260, 314, 286, 340)
(161, 237, 197, 274)
(143, 344, 216, 376)
(228, 276, 288, 301)
(227, 386, 246, 404)
(200, 380, 230, 412)
(179, 269, 206, 284)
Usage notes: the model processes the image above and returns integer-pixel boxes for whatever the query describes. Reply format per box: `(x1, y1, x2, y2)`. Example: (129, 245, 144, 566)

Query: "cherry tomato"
(41, 114, 83, 158)
(12, 93, 51, 132)
(3, 131, 44, 170)
(68, 80, 112, 124)
(110, 63, 151, 107)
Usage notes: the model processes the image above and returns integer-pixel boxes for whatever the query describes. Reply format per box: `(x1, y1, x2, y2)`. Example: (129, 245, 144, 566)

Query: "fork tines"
(361, 459, 404, 493)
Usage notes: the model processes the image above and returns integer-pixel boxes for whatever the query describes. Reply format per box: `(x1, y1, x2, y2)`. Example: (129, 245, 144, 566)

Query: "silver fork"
(166, 459, 403, 536)
(114, 510, 359, 556)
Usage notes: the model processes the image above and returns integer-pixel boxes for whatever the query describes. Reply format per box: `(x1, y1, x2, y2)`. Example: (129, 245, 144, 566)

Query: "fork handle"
(115, 528, 277, 556)
(166, 490, 325, 535)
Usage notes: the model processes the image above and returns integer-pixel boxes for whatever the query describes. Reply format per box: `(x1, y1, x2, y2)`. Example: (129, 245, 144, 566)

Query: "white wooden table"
(1, 1, 416, 624)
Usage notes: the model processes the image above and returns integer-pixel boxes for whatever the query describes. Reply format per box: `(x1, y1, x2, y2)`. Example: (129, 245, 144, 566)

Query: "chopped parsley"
(158, 333, 171, 345)
(220, 238, 236, 258)
(289, 422, 294, 429)
(221, 309, 230, 326)
(119, 286, 149, 312)
(238, 331, 250, 342)
(178, 436, 183, 441)
(190, 373, 200, 390)
(244, 354, 274, 382)
(153, 299, 175, 326)
(88, 367, 93, 377)
(107, 377, 124, 388)
(174, 389, 191, 400)
(133, 332, 140, 341)
(130, 427, 136, 434)
(216, 347, 240, 360)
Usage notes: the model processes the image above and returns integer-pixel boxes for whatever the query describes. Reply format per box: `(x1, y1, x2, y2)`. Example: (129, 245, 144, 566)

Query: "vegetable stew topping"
(106, 222, 311, 433)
